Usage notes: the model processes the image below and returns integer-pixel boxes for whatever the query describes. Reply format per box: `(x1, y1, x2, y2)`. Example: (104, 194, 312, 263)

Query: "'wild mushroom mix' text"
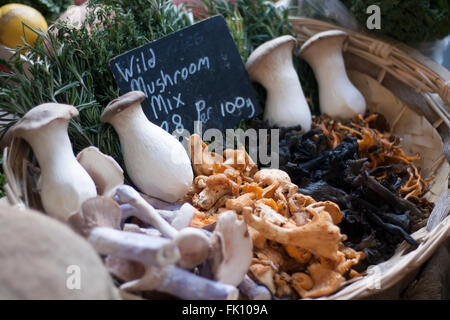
(110, 16, 262, 134)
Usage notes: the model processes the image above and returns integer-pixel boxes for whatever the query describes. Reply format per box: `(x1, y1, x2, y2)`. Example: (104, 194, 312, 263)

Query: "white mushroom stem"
(121, 265, 239, 300)
(123, 223, 162, 237)
(246, 36, 312, 131)
(88, 227, 180, 268)
(119, 203, 177, 227)
(299, 30, 366, 119)
(140, 193, 183, 211)
(238, 275, 272, 300)
(116, 185, 209, 269)
(115, 185, 178, 238)
(120, 202, 195, 230)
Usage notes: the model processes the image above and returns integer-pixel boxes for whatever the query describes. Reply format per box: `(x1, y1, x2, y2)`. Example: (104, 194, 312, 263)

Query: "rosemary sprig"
(0, 0, 194, 167)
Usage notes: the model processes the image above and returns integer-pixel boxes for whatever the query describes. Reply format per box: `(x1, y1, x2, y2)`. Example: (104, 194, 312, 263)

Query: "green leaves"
(341, 0, 450, 43)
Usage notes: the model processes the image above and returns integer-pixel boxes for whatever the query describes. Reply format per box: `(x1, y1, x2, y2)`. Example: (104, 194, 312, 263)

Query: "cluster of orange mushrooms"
(186, 134, 365, 299)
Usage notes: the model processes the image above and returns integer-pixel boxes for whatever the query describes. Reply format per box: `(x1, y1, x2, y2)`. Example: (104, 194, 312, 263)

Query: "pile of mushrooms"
(185, 135, 365, 299)
(67, 186, 253, 300)
(0, 30, 370, 300)
(2, 99, 259, 300)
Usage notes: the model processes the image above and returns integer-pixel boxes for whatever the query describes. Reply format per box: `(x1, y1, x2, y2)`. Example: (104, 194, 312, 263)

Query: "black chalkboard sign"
(110, 15, 262, 134)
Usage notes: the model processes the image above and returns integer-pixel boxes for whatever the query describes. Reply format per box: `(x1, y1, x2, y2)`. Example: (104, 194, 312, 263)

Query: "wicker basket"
(1, 16, 449, 300)
(290, 17, 450, 300)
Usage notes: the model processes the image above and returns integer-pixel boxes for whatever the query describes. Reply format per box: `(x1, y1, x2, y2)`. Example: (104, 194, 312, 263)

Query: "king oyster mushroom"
(246, 35, 312, 131)
(9, 103, 97, 221)
(100, 91, 193, 203)
(298, 30, 366, 119)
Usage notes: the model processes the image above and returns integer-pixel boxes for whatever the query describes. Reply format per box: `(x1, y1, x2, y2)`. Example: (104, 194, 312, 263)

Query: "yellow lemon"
(0, 3, 48, 49)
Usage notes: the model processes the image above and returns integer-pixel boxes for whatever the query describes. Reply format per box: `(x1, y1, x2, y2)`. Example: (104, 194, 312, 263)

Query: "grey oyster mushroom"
(68, 196, 180, 268)
(115, 185, 209, 270)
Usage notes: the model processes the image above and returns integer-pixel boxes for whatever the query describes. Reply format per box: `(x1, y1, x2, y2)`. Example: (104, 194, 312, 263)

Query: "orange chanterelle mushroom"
(185, 134, 364, 299)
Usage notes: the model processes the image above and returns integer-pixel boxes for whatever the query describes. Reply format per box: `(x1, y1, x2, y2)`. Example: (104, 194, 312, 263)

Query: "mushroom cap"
(174, 227, 210, 269)
(77, 146, 124, 197)
(68, 196, 121, 236)
(298, 30, 348, 57)
(10, 103, 78, 138)
(100, 91, 146, 123)
(245, 35, 297, 78)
